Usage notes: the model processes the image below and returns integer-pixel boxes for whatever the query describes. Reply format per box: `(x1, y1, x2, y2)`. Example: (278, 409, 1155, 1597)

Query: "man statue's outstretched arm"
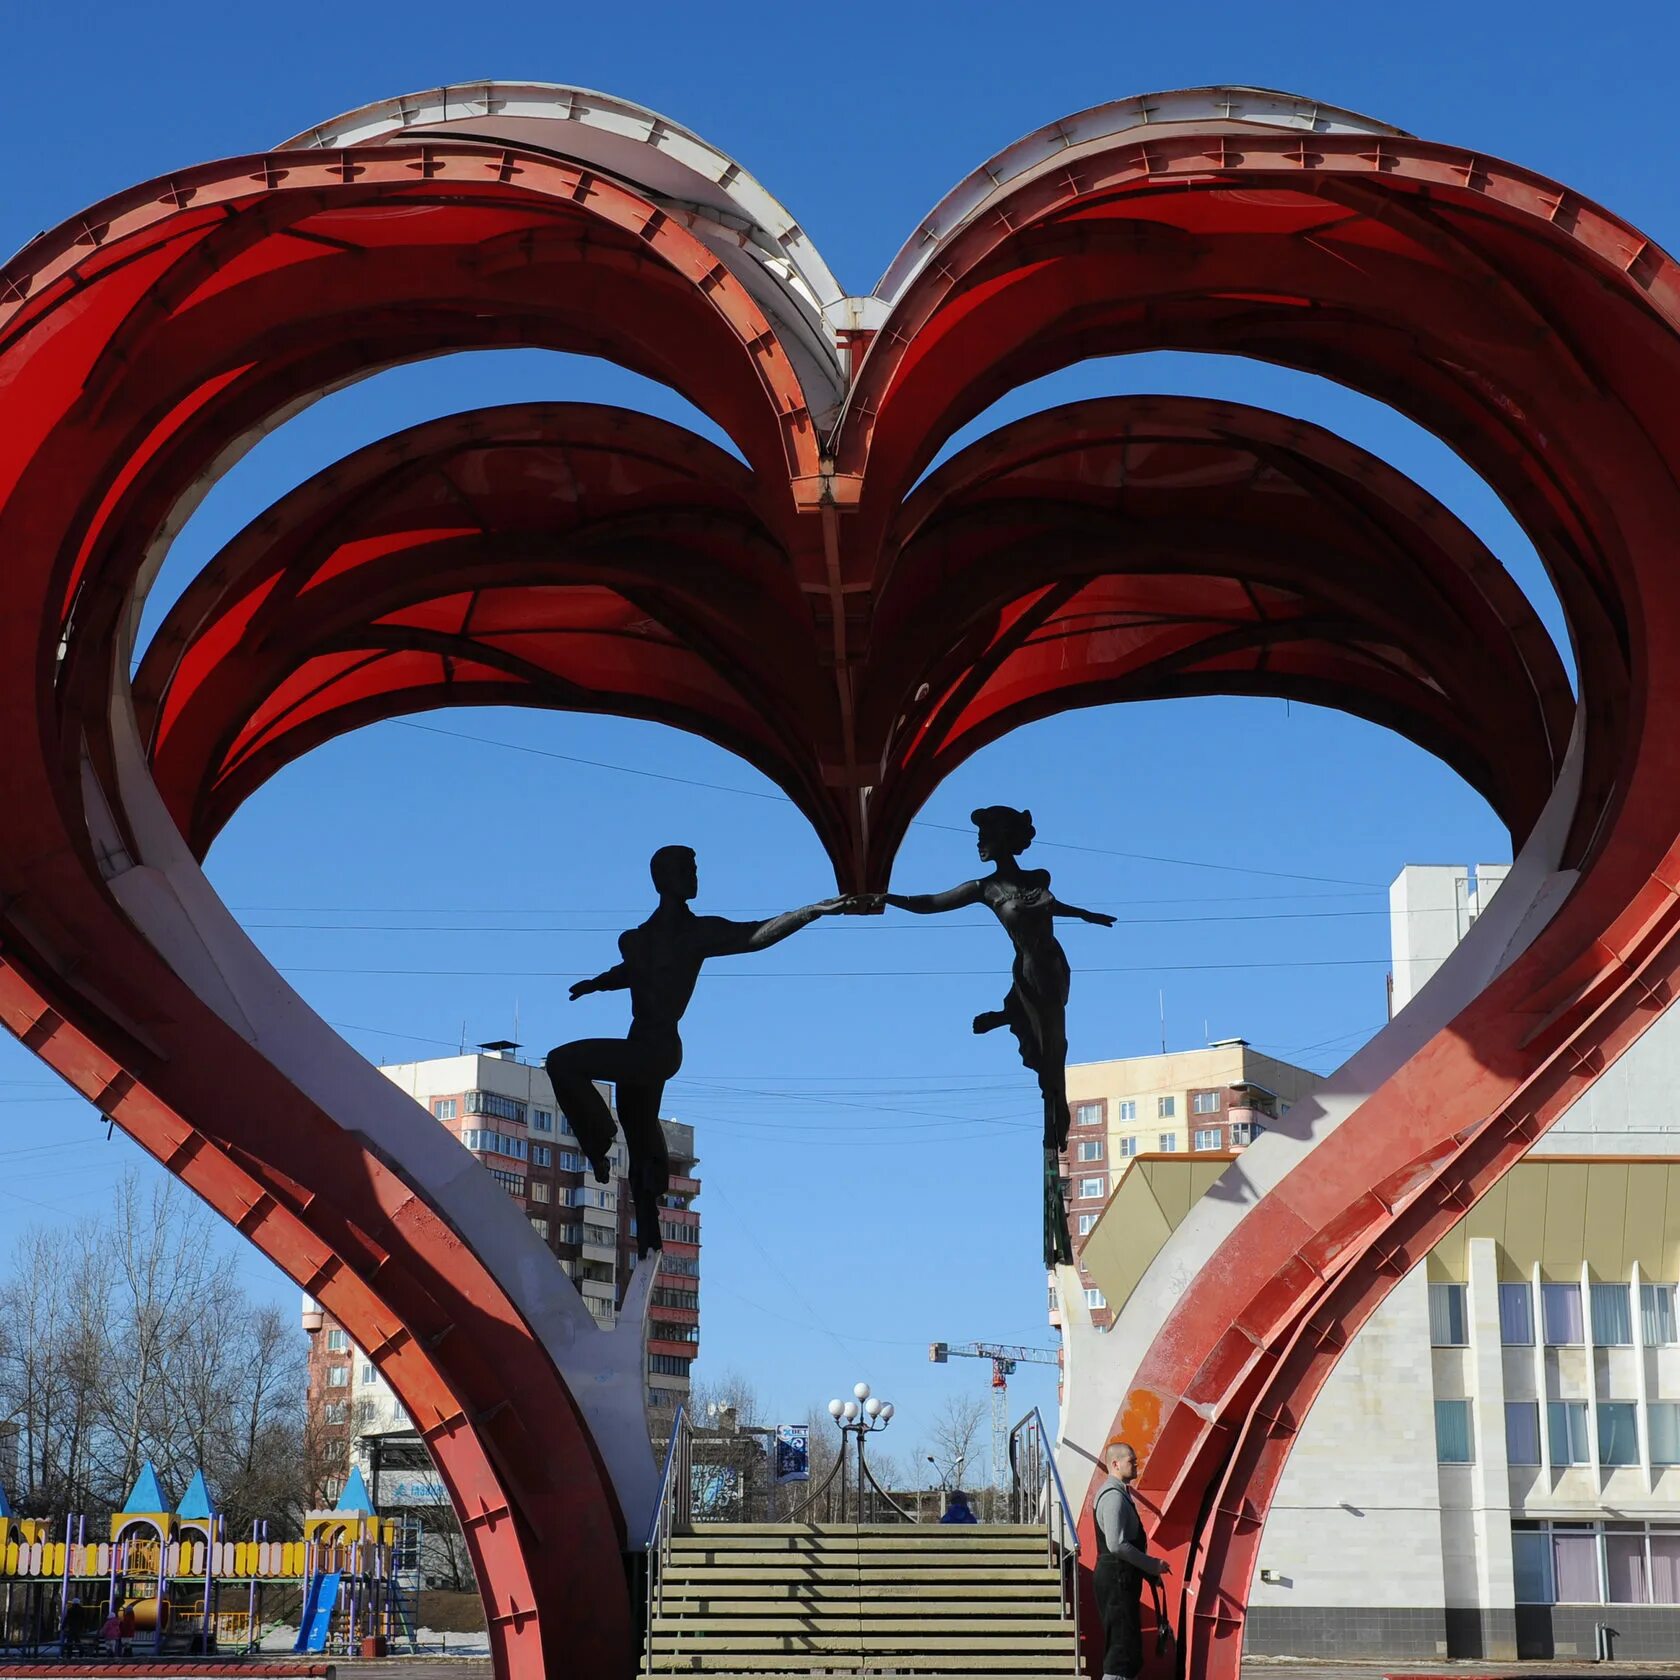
(569, 962, 632, 1002)
(702, 898, 850, 957)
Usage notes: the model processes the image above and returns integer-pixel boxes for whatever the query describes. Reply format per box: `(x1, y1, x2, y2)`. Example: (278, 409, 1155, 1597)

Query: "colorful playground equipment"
(0, 1463, 416, 1658)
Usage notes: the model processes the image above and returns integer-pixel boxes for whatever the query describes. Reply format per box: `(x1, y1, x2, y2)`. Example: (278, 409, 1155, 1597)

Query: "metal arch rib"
(280, 81, 848, 422)
(872, 84, 1410, 306)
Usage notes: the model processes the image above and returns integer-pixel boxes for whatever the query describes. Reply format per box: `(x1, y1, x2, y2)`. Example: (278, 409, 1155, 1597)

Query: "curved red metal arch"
(136, 397, 1573, 919)
(5, 89, 1680, 1680)
(826, 120, 1680, 1679)
(132, 403, 844, 860)
(0, 141, 835, 1680)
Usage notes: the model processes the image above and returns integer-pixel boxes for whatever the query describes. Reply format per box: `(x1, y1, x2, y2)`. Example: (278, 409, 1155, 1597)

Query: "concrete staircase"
(645, 1522, 1079, 1675)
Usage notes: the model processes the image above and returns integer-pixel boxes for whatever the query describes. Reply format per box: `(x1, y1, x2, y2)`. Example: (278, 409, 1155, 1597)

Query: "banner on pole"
(773, 1424, 810, 1484)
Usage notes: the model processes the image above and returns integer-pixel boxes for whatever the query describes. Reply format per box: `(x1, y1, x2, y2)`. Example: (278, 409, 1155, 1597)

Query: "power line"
(392, 718, 1383, 888)
(283, 958, 1391, 979)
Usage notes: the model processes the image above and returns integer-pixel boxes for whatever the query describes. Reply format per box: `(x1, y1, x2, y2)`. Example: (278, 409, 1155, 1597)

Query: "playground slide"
(293, 1571, 342, 1653)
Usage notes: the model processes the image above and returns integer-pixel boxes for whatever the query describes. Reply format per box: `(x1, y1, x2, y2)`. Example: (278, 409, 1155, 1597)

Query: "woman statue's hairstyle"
(970, 805, 1036, 854)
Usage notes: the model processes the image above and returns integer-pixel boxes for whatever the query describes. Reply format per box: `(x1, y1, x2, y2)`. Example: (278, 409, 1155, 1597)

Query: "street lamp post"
(826, 1382, 895, 1523)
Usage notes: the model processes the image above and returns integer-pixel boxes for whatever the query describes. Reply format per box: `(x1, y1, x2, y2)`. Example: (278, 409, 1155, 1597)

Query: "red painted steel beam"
(829, 125, 1680, 1680)
(0, 141, 837, 1680)
(9, 94, 1680, 1680)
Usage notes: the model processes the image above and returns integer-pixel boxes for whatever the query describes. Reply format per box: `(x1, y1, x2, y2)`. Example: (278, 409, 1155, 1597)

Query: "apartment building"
(303, 1046, 700, 1491)
(1053, 1042, 1319, 1328)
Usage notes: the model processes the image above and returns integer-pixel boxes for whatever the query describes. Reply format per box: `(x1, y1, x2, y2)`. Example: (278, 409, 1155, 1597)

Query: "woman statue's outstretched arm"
(1049, 895, 1116, 927)
(882, 880, 985, 915)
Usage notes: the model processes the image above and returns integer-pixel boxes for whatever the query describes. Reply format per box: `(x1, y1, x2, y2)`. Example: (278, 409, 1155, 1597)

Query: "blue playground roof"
(177, 1469, 214, 1520)
(122, 1462, 169, 1514)
(335, 1465, 374, 1515)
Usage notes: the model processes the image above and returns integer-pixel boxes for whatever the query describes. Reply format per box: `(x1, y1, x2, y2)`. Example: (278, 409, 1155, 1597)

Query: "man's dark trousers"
(1093, 1548, 1143, 1679)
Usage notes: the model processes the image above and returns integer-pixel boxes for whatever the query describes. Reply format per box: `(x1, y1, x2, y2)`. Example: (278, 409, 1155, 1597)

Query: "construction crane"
(929, 1341, 1060, 1494)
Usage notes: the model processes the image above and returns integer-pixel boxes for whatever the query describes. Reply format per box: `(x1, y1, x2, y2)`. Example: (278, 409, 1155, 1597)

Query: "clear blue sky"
(1, 0, 1672, 1474)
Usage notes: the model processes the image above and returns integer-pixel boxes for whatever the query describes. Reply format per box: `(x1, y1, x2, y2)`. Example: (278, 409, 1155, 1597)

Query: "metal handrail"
(1008, 1406, 1081, 1655)
(781, 1446, 843, 1523)
(642, 1404, 692, 1677)
(857, 1441, 916, 1523)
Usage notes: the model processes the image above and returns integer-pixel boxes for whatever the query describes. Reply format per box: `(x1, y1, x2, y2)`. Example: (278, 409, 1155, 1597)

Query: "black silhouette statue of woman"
(873, 806, 1114, 1265)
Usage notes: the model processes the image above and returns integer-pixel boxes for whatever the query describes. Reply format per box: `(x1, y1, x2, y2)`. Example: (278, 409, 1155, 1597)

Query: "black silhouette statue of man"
(546, 846, 849, 1257)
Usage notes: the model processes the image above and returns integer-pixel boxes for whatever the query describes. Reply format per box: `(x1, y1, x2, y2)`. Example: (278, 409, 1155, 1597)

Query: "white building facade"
(1077, 865, 1680, 1661)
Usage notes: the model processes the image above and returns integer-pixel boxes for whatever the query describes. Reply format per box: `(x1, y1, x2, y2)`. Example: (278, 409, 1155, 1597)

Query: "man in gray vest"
(1093, 1438, 1170, 1679)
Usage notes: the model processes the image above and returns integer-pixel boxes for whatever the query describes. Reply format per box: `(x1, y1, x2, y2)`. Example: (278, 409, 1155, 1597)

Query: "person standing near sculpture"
(547, 846, 849, 1255)
(1093, 1438, 1171, 1680)
(865, 805, 1114, 1262)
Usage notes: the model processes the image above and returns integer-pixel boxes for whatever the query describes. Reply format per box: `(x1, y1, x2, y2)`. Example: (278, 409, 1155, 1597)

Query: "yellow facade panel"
(1540, 1163, 1590, 1280)
(1625, 1170, 1669, 1277)
(1583, 1163, 1632, 1279)
(1500, 1169, 1549, 1276)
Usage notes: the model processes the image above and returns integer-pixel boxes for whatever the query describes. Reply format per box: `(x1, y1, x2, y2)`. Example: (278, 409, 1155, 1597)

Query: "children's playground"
(0, 1464, 419, 1660)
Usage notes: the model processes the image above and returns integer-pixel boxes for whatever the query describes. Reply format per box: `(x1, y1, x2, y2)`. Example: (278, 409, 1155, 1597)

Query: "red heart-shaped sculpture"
(3, 82, 1678, 1680)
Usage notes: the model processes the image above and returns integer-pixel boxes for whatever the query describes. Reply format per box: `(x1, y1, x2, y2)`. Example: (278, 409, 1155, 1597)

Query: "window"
(1642, 1283, 1678, 1346)
(531, 1144, 551, 1168)
(1435, 1399, 1473, 1463)
(557, 1149, 585, 1173)
(1074, 1101, 1104, 1126)
(1118, 1137, 1139, 1158)
(1606, 1530, 1651, 1603)
(1506, 1401, 1541, 1465)
(662, 1255, 700, 1277)
(327, 1366, 348, 1388)
(1076, 1140, 1104, 1161)
(530, 1108, 554, 1133)
(1193, 1128, 1222, 1151)
(1157, 1134, 1179, 1152)
(1079, 1177, 1106, 1200)
(652, 1323, 700, 1344)
(1047, 1284, 1059, 1312)
(649, 1354, 690, 1376)
(530, 1181, 551, 1204)
(1591, 1283, 1634, 1345)
(1552, 1526, 1600, 1601)
(1542, 1282, 1584, 1344)
(1599, 1402, 1639, 1466)
(1084, 1287, 1107, 1308)
(567, 1185, 615, 1209)
(661, 1222, 700, 1244)
(326, 1329, 349, 1352)
(1514, 1522, 1680, 1607)
(466, 1090, 527, 1124)
(647, 1387, 675, 1407)
(1077, 1213, 1097, 1236)
(491, 1169, 526, 1196)
(529, 1216, 549, 1238)
(1228, 1121, 1252, 1146)
(1650, 1403, 1680, 1465)
(323, 1401, 348, 1426)
(1429, 1282, 1468, 1347)
(1498, 1282, 1534, 1345)
(431, 1098, 457, 1121)
(651, 1287, 699, 1312)
(1548, 1400, 1590, 1465)
(1192, 1091, 1220, 1114)
(1117, 1100, 1137, 1121)
(1157, 1096, 1176, 1118)
(1512, 1527, 1553, 1603)
(359, 1362, 378, 1385)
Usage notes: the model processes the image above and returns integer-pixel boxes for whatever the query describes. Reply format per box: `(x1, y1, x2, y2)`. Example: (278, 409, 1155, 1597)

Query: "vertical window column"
(1533, 1262, 1552, 1479)
(1582, 1260, 1602, 1485)
(1632, 1258, 1654, 1494)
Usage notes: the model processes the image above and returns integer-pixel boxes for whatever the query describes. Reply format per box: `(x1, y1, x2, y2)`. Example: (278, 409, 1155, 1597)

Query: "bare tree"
(922, 1394, 986, 1492)
(0, 1170, 310, 1528)
(688, 1367, 762, 1429)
